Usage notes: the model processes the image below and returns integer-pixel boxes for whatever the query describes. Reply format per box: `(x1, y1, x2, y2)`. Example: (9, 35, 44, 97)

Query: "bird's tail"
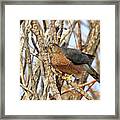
(84, 64, 100, 83)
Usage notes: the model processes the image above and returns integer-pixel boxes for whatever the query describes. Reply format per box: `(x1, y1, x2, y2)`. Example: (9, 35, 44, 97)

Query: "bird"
(47, 43, 100, 83)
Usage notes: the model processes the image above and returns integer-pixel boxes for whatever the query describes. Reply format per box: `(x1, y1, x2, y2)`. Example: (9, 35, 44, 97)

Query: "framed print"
(0, 0, 120, 119)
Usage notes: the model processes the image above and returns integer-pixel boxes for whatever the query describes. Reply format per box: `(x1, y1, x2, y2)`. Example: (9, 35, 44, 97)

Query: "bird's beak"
(45, 45, 52, 54)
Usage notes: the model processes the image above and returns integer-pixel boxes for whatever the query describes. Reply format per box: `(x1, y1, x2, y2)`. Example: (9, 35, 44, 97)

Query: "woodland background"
(20, 20, 100, 100)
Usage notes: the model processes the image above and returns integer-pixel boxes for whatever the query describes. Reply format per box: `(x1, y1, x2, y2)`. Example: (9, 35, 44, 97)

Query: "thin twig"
(20, 83, 33, 94)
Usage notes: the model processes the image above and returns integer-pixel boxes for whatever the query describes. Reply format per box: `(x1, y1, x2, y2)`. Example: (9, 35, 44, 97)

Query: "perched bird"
(47, 43, 100, 83)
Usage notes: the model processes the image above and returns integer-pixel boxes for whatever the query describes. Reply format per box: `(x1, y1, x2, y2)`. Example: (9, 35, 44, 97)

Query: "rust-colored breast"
(51, 53, 71, 66)
(51, 52, 85, 76)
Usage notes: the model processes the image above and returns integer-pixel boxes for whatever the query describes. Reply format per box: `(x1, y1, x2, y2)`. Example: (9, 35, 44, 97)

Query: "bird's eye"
(50, 47, 52, 51)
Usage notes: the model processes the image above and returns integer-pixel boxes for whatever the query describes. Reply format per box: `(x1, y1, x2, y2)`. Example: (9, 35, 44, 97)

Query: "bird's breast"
(51, 53, 85, 75)
(51, 53, 71, 66)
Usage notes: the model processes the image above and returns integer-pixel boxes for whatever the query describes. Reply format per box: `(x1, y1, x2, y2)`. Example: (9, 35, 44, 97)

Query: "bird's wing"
(61, 47, 94, 65)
